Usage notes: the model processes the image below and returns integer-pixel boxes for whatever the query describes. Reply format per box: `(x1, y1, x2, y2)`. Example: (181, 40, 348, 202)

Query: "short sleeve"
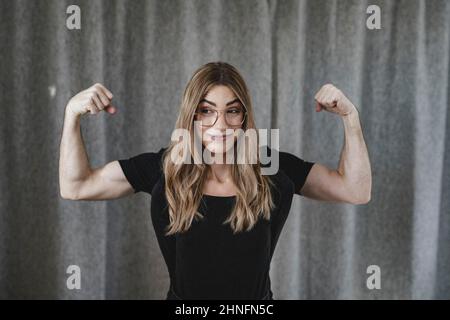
(279, 151, 315, 196)
(118, 147, 166, 194)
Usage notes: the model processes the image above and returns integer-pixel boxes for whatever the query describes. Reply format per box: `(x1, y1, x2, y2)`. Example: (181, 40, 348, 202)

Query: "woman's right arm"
(59, 83, 134, 200)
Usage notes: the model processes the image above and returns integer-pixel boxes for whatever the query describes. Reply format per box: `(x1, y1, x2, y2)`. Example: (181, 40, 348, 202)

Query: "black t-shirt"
(118, 147, 314, 300)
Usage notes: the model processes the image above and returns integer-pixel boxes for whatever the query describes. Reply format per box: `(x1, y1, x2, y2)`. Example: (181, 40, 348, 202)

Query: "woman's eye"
(199, 108, 212, 114)
(228, 108, 241, 113)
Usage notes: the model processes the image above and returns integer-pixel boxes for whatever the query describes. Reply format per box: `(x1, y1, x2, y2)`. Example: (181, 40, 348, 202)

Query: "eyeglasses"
(194, 105, 247, 127)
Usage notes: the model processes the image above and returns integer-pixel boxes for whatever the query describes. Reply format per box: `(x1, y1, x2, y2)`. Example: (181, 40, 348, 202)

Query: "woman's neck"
(207, 163, 233, 182)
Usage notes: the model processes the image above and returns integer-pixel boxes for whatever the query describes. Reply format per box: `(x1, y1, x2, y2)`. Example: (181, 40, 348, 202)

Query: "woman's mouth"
(209, 132, 234, 141)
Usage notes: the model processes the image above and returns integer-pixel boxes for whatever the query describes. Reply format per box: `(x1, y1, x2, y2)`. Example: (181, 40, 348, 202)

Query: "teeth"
(212, 135, 229, 140)
(207, 131, 234, 140)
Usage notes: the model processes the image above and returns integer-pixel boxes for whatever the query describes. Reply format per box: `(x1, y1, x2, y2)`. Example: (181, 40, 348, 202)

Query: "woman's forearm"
(58, 109, 92, 198)
(338, 108, 372, 203)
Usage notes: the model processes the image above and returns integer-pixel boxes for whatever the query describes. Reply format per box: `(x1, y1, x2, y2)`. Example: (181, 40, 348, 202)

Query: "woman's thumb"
(105, 105, 117, 114)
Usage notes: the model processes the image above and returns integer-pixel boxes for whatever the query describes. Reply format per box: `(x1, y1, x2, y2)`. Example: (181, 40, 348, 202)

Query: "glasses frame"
(194, 104, 248, 127)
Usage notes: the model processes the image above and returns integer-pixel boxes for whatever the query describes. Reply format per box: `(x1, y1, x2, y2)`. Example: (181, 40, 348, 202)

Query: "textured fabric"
(0, 0, 449, 299)
(118, 146, 314, 299)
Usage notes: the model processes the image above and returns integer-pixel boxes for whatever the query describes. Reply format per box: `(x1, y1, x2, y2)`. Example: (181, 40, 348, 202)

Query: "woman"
(59, 61, 371, 300)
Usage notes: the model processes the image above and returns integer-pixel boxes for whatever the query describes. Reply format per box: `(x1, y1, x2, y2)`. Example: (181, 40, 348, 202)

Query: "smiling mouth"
(209, 133, 234, 141)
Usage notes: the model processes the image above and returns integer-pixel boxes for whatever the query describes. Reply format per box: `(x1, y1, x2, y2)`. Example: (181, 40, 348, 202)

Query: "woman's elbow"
(59, 186, 80, 200)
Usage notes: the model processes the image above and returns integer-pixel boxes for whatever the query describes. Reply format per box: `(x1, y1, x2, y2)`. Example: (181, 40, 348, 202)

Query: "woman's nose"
(214, 111, 228, 128)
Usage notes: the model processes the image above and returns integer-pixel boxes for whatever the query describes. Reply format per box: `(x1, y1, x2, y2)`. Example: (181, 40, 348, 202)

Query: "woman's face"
(194, 85, 245, 156)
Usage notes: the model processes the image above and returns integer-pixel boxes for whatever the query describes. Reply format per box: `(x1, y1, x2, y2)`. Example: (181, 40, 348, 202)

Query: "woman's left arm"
(300, 84, 372, 205)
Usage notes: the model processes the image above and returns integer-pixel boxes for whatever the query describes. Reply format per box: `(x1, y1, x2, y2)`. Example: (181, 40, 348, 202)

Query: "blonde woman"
(59, 62, 372, 300)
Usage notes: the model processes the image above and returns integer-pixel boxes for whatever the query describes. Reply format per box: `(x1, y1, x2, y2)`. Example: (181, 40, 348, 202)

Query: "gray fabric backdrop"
(0, 0, 449, 299)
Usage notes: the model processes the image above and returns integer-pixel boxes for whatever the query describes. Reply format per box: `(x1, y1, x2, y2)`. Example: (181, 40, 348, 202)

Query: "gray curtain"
(0, 0, 449, 299)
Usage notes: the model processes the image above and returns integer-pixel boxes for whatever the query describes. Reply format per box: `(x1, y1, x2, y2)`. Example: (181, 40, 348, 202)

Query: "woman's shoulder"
(117, 146, 168, 194)
(259, 145, 314, 195)
(134, 146, 167, 168)
(259, 145, 310, 168)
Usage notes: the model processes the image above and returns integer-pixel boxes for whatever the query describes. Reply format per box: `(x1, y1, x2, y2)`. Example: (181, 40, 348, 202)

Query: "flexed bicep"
(67, 160, 135, 201)
(300, 163, 358, 204)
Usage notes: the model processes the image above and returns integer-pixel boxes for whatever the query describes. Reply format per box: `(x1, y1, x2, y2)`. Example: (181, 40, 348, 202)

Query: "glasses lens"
(225, 107, 245, 126)
(195, 107, 217, 126)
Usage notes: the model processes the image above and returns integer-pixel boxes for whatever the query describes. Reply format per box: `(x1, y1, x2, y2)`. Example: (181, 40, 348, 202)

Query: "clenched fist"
(66, 83, 117, 117)
(314, 84, 356, 116)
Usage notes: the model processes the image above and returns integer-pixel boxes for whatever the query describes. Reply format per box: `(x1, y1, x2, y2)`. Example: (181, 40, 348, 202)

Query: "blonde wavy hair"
(162, 62, 275, 235)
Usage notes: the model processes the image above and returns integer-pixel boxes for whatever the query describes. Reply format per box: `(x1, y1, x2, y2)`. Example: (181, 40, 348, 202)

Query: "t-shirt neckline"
(202, 194, 236, 199)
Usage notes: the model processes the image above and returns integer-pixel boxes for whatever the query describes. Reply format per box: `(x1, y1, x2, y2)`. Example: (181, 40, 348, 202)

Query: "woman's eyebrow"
(199, 98, 240, 106)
